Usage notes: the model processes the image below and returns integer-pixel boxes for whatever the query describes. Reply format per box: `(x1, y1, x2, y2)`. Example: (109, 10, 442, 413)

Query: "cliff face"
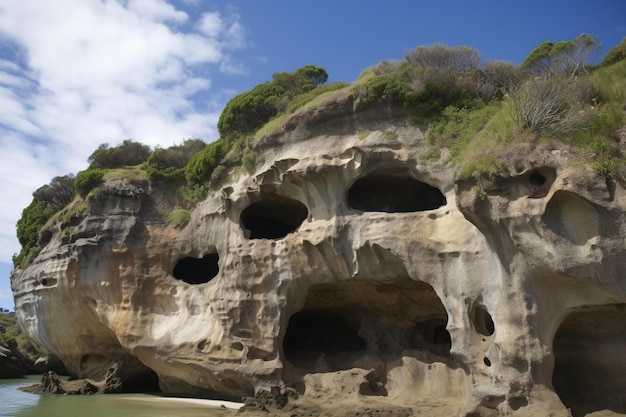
(11, 97, 626, 416)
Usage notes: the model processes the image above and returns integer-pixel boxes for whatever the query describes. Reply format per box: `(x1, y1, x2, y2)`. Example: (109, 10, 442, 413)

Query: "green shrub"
(88, 140, 151, 169)
(32, 174, 75, 209)
(460, 156, 506, 181)
(218, 65, 330, 137)
(175, 183, 208, 208)
(167, 209, 191, 229)
(599, 36, 626, 67)
(74, 169, 105, 197)
(286, 82, 349, 113)
(427, 104, 497, 159)
(362, 68, 421, 109)
(272, 65, 328, 98)
(217, 82, 285, 137)
(405, 44, 480, 72)
(147, 139, 206, 181)
(242, 151, 257, 174)
(420, 146, 441, 161)
(509, 76, 594, 131)
(184, 140, 226, 186)
(13, 200, 58, 268)
(520, 33, 600, 76)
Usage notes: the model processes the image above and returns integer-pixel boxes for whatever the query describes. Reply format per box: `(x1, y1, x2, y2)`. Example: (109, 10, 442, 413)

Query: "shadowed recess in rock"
(283, 278, 451, 373)
(552, 303, 626, 417)
(542, 190, 616, 245)
(473, 305, 495, 336)
(348, 166, 446, 212)
(172, 253, 219, 284)
(241, 194, 308, 239)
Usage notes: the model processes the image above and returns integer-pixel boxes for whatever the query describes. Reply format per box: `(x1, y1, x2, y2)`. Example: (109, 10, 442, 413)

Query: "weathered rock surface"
(11, 98, 626, 416)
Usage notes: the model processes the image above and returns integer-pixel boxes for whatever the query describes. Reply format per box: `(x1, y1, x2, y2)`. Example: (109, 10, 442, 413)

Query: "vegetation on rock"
(12, 36, 626, 269)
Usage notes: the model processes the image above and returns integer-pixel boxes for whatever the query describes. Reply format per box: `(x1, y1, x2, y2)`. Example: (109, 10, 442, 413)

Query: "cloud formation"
(0, 0, 247, 263)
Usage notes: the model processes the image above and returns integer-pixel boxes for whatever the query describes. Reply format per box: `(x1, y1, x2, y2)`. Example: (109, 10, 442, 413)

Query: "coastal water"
(0, 377, 239, 417)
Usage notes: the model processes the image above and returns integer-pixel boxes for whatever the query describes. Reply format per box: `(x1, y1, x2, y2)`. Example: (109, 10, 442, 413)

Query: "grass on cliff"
(431, 59, 626, 181)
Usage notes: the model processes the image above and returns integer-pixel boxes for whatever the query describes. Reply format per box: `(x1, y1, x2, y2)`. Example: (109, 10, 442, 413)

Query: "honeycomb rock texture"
(11, 101, 626, 416)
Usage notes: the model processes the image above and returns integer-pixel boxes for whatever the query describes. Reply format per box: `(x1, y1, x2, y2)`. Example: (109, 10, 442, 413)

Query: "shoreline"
(129, 395, 243, 410)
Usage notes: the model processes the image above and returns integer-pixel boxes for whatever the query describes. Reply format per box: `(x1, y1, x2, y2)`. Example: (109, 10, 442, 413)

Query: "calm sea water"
(0, 376, 239, 417)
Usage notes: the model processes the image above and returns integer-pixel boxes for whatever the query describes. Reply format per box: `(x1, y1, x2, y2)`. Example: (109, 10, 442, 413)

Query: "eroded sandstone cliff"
(11, 95, 626, 416)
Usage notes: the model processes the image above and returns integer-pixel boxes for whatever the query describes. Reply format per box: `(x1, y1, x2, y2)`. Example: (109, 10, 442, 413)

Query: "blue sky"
(0, 0, 625, 310)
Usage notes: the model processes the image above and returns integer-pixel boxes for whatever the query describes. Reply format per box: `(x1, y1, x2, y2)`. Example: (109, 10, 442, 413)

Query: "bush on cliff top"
(146, 139, 206, 182)
(13, 174, 76, 269)
(88, 140, 152, 169)
(217, 65, 329, 137)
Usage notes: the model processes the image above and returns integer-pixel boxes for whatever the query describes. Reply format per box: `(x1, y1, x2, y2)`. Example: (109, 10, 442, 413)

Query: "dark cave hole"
(528, 170, 547, 187)
(473, 306, 495, 337)
(410, 319, 452, 356)
(348, 166, 446, 213)
(240, 195, 308, 239)
(283, 309, 366, 371)
(172, 253, 219, 284)
(123, 368, 161, 393)
(283, 279, 451, 373)
(553, 304, 626, 417)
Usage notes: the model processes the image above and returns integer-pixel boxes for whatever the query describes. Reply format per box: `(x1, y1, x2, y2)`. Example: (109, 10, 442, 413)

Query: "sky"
(0, 0, 625, 311)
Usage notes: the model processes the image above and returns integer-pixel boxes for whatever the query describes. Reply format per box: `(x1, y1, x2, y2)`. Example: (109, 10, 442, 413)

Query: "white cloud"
(197, 12, 223, 37)
(0, 0, 248, 263)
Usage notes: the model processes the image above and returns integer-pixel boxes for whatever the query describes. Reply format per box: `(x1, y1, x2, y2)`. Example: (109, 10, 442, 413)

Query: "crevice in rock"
(348, 166, 446, 212)
(282, 278, 451, 373)
(172, 253, 219, 284)
(553, 304, 626, 417)
(241, 194, 308, 239)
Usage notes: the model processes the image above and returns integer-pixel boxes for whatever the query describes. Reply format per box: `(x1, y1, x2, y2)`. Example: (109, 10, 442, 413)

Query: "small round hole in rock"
(172, 253, 219, 284)
(484, 357, 491, 367)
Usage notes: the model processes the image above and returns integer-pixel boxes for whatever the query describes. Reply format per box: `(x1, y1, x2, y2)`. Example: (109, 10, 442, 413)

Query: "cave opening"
(172, 253, 219, 284)
(283, 309, 367, 371)
(473, 305, 495, 337)
(552, 304, 626, 417)
(240, 194, 308, 239)
(348, 166, 446, 213)
(283, 278, 451, 373)
(122, 368, 161, 393)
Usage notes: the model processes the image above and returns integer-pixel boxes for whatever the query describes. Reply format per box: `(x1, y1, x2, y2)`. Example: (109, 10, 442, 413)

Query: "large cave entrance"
(552, 304, 626, 417)
(348, 166, 446, 213)
(240, 194, 308, 239)
(283, 278, 450, 373)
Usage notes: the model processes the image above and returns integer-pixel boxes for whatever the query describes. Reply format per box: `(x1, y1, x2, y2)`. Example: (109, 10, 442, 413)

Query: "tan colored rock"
(11, 101, 626, 416)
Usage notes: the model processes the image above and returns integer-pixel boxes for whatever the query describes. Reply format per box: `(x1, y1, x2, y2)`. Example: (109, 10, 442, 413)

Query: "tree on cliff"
(600, 36, 626, 67)
(217, 65, 328, 137)
(88, 139, 152, 169)
(520, 33, 600, 77)
(14, 174, 76, 268)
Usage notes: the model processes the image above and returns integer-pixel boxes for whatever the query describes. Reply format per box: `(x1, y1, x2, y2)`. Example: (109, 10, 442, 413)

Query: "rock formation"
(11, 94, 626, 416)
